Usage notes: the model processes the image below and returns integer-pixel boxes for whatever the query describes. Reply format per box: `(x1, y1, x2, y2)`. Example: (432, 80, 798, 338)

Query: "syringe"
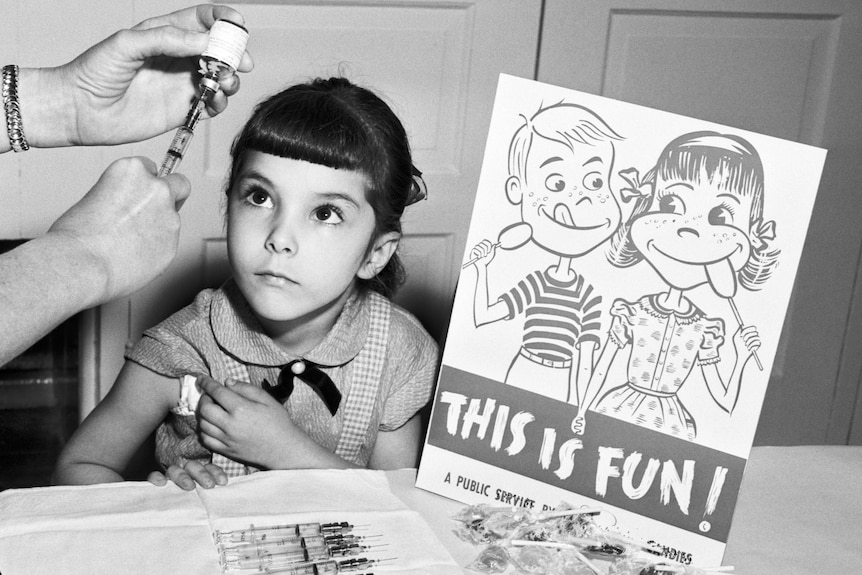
(223, 540, 380, 562)
(224, 557, 393, 575)
(222, 546, 331, 571)
(158, 19, 248, 177)
(220, 533, 370, 556)
(215, 522, 356, 545)
(157, 80, 213, 177)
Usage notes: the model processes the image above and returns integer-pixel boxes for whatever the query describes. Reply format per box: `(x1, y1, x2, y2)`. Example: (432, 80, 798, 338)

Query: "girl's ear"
(358, 232, 401, 280)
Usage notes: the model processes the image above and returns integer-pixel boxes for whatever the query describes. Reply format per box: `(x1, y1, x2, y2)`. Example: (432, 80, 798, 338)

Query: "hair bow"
(262, 360, 341, 416)
(618, 167, 654, 203)
(406, 165, 428, 205)
(750, 218, 777, 251)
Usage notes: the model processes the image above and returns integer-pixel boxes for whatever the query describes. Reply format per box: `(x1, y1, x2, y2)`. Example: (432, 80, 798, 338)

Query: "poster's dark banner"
(427, 365, 746, 542)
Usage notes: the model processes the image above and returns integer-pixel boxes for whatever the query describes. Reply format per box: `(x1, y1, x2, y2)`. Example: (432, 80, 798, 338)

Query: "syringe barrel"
(158, 126, 195, 177)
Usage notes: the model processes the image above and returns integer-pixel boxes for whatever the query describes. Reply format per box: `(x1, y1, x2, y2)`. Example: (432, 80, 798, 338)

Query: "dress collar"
(644, 293, 704, 324)
(211, 279, 369, 367)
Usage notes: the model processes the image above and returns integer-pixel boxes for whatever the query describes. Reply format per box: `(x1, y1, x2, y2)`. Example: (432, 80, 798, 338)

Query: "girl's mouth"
(257, 271, 296, 286)
(647, 240, 742, 265)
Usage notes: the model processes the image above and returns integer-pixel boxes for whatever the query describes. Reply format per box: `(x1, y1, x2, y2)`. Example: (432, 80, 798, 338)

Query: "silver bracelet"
(2, 64, 29, 152)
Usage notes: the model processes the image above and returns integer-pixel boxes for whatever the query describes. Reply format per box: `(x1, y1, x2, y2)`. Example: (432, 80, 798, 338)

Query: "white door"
(538, 0, 862, 445)
(60, 0, 542, 410)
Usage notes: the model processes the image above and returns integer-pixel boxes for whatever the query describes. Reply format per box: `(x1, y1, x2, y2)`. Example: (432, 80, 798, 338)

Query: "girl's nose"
(265, 215, 298, 254)
(676, 226, 700, 239)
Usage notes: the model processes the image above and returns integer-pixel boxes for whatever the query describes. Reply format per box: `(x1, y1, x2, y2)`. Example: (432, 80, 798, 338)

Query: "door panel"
(539, 0, 862, 445)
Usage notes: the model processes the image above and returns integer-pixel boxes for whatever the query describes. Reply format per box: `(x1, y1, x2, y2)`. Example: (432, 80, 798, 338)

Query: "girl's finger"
(198, 416, 227, 439)
(200, 376, 244, 412)
(197, 398, 229, 430)
(165, 464, 196, 491)
(199, 431, 229, 454)
(147, 471, 168, 486)
(224, 379, 273, 403)
(205, 463, 229, 486)
(185, 460, 216, 489)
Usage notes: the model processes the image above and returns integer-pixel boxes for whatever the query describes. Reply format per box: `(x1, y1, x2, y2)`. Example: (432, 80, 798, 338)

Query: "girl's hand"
(732, 324, 761, 361)
(197, 377, 297, 469)
(147, 460, 228, 491)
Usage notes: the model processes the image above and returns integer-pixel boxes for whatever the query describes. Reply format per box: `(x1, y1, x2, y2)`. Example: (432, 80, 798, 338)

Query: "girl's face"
(630, 170, 753, 291)
(227, 152, 389, 347)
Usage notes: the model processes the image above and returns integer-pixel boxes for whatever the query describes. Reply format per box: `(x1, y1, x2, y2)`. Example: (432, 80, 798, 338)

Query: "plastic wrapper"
(509, 545, 596, 575)
(466, 545, 510, 573)
(452, 502, 599, 545)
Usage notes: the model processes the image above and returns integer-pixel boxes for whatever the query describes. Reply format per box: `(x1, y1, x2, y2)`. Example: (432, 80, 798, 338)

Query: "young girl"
(53, 77, 437, 489)
(575, 131, 778, 440)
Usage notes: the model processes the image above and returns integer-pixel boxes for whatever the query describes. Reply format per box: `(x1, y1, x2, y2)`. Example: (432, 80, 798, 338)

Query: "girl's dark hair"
(227, 77, 416, 298)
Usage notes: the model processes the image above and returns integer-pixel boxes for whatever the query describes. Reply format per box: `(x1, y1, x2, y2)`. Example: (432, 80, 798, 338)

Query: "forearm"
(264, 429, 361, 471)
(261, 427, 360, 469)
(0, 233, 107, 365)
(52, 460, 126, 486)
(1, 67, 75, 154)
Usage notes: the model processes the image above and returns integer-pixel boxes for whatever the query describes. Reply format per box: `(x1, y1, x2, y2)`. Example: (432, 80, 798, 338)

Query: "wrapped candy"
(508, 544, 595, 575)
(607, 555, 735, 574)
(466, 544, 510, 573)
(453, 501, 733, 575)
(451, 502, 601, 545)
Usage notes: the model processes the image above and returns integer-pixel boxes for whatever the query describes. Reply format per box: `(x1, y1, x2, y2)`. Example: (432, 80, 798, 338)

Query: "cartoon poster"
(416, 74, 825, 566)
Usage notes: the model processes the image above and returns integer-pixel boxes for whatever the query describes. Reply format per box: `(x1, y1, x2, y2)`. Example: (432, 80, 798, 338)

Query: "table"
(1, 446, 860, 574)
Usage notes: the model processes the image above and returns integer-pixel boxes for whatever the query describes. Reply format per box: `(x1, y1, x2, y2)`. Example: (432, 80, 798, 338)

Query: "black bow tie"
(262, 360, 341, 416)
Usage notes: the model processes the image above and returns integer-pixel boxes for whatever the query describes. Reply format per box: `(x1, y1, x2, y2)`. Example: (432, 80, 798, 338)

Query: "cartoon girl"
(575, 131, 779, 440)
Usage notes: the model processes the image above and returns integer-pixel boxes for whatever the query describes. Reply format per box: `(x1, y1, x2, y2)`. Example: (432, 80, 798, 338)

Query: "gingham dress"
(127, 279, 437, 476)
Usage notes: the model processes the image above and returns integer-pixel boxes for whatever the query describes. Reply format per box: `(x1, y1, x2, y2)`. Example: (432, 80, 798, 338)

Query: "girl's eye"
(545, 174, 566, 192)
(658, 194, 685, 215)
(582, 172, 604, 191)
(709, 205, 734, 225)
(242, 187, 273, 208)
(313, 204, 344, 224)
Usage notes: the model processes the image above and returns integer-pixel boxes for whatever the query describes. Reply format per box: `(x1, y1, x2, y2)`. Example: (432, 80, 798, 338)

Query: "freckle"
(579, 191, 584, 196)
(529, 192, 534, 197)
(600, 198, 606, 203)
(569, 192, 573, 197)
(543, 196, 548, 202)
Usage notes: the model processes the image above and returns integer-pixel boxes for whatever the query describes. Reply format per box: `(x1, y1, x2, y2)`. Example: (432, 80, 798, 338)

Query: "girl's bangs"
(241, 97, 369, 173)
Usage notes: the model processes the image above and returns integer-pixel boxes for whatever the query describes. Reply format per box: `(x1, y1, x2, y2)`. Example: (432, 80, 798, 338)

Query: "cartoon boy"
(467, 102, 624, 404)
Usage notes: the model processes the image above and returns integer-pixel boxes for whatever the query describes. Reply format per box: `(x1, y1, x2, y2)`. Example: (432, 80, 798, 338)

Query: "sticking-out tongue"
(705, 258, 737, 298)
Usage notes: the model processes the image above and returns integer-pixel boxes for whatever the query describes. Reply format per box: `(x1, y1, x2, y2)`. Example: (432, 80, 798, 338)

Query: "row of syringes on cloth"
(214, 520, 395, 574)
(451, 502, 735, 575)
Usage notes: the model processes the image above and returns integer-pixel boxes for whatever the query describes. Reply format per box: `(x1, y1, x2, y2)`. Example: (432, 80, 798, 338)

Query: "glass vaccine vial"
(158, 19, 249, 176)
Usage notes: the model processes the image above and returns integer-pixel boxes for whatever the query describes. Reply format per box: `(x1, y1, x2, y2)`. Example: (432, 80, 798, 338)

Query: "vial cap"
(201, 19, 249, 71)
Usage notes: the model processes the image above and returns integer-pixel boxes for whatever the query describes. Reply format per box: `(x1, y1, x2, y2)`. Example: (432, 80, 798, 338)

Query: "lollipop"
(704, 258, 762, 370)
(462, 223, 533, 268)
